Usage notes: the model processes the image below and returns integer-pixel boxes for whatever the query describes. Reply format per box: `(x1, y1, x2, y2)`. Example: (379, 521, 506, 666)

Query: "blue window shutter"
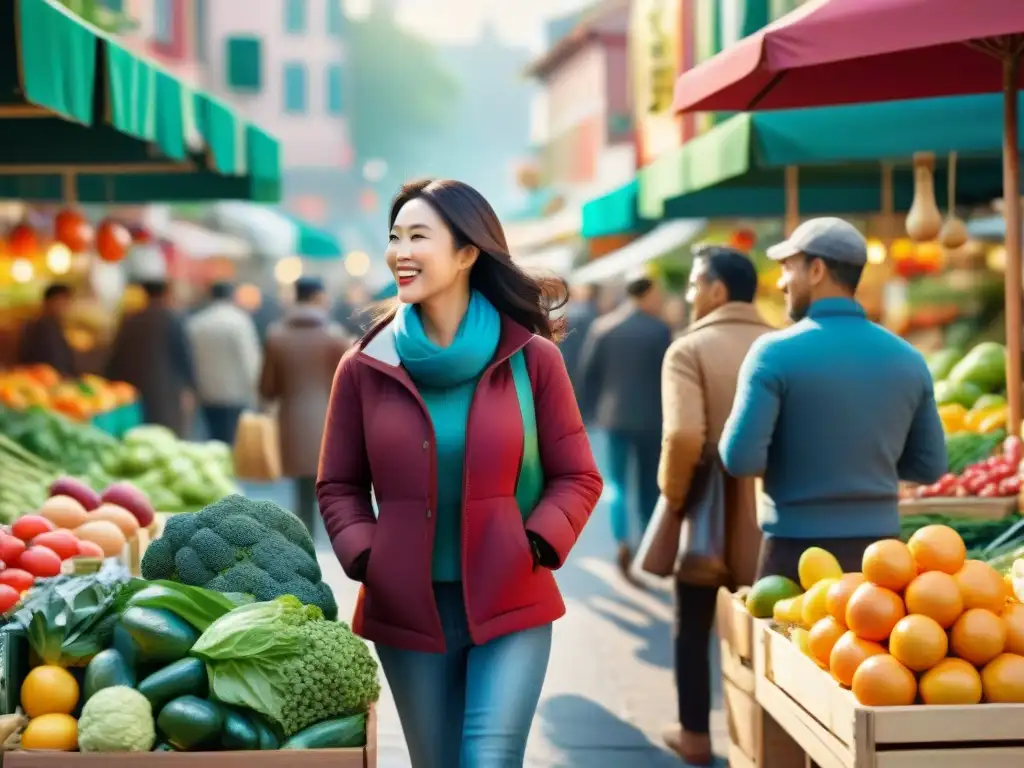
(284, 0, 307, 34)
(283, 63, 308, 113)
(225, 37, 263, 91)
(327, 0, 344, 36)
(326, 64, 343, 114)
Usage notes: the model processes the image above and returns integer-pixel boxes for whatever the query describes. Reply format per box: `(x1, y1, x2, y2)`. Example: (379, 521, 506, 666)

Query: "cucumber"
(119, 607, 200, 665)
(248, 712, 280, 750)
(138, 657, 208, 711)
(281, 713, 367, 750)
(83, 649, 135, 702)
(157, 695, 224, 751)
(154, 743, 175, 752)
(221, 709, 261, 750)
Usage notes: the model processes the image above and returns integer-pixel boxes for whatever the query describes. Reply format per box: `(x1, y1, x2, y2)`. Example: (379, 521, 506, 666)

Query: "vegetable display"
(903, 435, 1023, 500)
(140, 495, 338, 620)
(0, 563, 378, 755)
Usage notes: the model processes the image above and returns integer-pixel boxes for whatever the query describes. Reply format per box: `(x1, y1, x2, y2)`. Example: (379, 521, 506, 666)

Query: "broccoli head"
(141, 495, 337, 619)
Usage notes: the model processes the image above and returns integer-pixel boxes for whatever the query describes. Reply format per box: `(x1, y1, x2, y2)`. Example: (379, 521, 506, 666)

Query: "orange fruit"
(907, 524, 967, 575)
(851, 654, 917, 706)
(20, 713, 77, 751)
(807, 616, 847, 668)
(950, 608, 1006, 666)
(904, 570, 964, 629)
(888, 614, 948, 672)
(20, 665, 79, 718)
(845, 582, 906, 642)
(1003, 603, 1024, 655)
(829, 631, 886, 688)
(954, 560, 1008, 613)
(981, 653, 1024, 703)
(919, 658, 983, 705)
(826, 573, 866, 627)
(862, 539, 917, 592)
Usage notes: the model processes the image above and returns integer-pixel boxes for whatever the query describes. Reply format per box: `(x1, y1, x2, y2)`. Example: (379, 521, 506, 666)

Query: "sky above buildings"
(345, 0, 593, 51)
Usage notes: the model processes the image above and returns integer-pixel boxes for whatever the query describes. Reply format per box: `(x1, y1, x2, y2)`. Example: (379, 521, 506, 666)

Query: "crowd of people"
(12, 179, 950, 767)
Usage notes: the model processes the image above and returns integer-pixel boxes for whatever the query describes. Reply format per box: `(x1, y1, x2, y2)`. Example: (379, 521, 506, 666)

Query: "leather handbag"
(674, 447, 730, 586)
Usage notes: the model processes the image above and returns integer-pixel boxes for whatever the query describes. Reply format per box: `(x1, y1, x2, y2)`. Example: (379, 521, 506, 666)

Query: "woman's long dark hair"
(374, 179, 569, 341)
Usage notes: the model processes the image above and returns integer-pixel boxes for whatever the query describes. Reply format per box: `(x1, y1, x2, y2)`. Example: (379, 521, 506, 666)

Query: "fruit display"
(0, 366, 136, 423)
(901, 434, 1023, 501)
(752, 525, 1024, 706)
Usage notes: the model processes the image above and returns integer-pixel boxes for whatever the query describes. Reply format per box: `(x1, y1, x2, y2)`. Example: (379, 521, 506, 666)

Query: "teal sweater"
(394, 292, 500, 581)
(719, 298, 947, 539)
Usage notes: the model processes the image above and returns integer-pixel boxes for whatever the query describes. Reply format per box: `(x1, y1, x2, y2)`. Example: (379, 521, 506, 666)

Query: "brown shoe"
(663, 725, 713, 766)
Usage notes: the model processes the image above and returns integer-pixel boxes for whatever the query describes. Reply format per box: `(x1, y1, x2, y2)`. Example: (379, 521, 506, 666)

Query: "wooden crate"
(755, 621, 1024, 767)
(898, 496, 1017, 520)
(717, 589, 807, 768)
(6, 706, 377, 768)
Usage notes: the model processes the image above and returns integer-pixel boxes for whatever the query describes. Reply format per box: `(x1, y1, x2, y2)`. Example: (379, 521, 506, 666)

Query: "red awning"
(672, 0, 1024, 113)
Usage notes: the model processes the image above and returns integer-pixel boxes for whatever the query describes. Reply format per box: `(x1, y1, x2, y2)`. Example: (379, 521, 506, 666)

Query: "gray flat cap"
(766, 217, 867, 266)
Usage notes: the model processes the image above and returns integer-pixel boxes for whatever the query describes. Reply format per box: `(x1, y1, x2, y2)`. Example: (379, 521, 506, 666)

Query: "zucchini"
(138, 657, 208, 711)
(157, 695, 224, 751)
(83, 649, 135, 702)
(119, 607, 200, 665)
(221, 709, 261, 750)
(248, 712, 280, 750)
(281, 713, 367, 750)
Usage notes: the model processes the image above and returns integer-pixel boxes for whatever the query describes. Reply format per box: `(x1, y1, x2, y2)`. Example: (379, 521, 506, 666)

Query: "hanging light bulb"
(46, 242, 72, 275)
(11, 258, 34, 283)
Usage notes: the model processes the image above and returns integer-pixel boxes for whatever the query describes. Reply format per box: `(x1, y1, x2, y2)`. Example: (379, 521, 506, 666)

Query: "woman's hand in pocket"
(351, 549, 371, 583)
(527, 533, 557, 570)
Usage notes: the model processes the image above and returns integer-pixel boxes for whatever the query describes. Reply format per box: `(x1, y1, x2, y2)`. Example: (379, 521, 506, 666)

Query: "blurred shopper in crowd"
(318, 179, 601, 768)
(721, 218, 947, 582)
(260, 277, 350, 531)
(657, 246, 769, 765)
(333, 281, 374, 337)
(578, 274, 671, 580)
(187, 282, 262, 445)
(559, 282, 598, 397)
(106, 280, 196, 437)
(17, 283, 76, 376)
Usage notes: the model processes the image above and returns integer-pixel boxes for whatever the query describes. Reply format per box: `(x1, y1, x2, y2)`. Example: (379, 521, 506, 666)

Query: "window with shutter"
(284, 0, 307, 34)
(226, 37, 263, 92)
(283, 63, 308, 114)
(326, 64, 344, 115)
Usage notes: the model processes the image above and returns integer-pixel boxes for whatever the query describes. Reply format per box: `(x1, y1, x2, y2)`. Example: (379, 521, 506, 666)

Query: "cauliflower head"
(78, 685, 156, 752)
(141, 495, 337, 619)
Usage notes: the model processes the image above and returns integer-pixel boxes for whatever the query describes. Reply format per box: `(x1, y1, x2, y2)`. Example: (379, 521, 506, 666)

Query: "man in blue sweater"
(720, 218, 947, 582)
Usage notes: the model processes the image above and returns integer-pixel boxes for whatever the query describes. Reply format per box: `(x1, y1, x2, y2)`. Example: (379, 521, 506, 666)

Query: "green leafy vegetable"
(113, 579, 252, 631)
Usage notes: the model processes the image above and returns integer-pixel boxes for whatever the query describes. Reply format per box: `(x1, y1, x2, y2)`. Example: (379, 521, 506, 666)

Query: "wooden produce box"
(717, 589, 806, 768)
(755, 621, 1024, 767)
(5, 706, 377, 768)
(898, 496, 1017, 520)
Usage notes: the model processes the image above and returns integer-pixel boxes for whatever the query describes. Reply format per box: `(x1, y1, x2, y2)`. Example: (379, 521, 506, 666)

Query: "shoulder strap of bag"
(511, 346, 544, 518)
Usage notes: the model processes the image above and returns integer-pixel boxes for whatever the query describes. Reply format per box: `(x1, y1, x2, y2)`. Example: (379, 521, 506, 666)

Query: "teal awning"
(639, 92, 1019, 219)
(0, 0, 281, 202)
(581, 180, 644, 239)
(285, 214, 343, 260)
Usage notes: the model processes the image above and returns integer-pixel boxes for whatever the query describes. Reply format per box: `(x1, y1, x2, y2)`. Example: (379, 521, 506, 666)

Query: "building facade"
(117, 0, 352, 230)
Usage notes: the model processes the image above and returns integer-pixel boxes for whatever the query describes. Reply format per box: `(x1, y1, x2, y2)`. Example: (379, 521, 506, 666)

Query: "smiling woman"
(317, 180, 602, 767)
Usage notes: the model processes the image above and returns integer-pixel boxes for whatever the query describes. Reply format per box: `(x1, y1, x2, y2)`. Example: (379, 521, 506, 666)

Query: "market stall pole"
(671, 0, 1024, 435)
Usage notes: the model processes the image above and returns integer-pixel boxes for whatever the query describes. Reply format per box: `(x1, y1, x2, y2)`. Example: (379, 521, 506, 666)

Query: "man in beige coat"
(658, 246, 771, 765)
(259, 277, 351, 532)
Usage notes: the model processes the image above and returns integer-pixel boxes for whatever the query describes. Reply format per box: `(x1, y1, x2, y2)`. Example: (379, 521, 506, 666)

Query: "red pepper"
(999, 476, 1022, 496)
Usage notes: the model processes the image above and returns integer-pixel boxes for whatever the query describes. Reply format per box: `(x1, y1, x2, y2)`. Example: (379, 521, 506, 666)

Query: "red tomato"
(0, 534, 25, 569)
(31, 531, 79, 560)
(1000, 476, 1023, 496)
(75, 540, 105, 559)
(0, 585, 20, 614)
(18, 546, 61, 578)
(0, 569, 34, 593)
(11, 516, 55, 542)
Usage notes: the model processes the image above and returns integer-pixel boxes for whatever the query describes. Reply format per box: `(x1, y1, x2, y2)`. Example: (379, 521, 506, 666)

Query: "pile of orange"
(0, 367, 136, 421)
(802, 524, 1024, 706)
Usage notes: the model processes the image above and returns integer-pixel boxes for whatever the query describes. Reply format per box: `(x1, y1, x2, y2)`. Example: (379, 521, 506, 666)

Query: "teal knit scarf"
(394, 290, 501, 388)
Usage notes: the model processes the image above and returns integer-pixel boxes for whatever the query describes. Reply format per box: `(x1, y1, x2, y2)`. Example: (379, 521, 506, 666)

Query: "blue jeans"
(376, 583, 552, 768)
(604, 429, 660, 545)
